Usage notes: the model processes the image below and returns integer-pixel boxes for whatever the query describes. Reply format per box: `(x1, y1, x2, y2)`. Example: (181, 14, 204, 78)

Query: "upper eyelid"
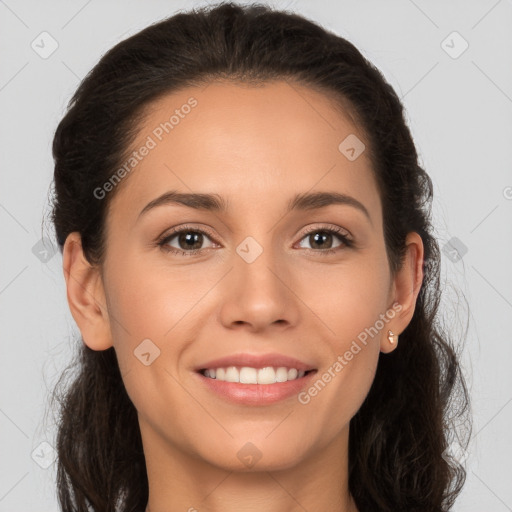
(300, 224, 351, 238)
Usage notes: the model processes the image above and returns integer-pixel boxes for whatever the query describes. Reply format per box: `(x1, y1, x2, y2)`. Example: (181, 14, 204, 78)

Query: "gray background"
(1, 0, 511, 510)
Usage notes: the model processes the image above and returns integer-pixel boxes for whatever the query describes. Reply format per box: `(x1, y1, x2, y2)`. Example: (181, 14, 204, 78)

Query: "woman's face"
(76, 80, 421, 473)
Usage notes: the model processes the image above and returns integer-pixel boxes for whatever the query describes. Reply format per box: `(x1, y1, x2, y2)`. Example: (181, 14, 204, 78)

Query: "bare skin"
(63, 80, 424, 512)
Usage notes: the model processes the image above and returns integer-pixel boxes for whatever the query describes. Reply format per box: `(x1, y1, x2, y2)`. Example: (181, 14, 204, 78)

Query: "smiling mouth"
(198, 366, 317, 385)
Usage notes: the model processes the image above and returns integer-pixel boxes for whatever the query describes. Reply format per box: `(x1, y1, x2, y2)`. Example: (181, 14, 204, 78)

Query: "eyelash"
(156, 224, 353, 257)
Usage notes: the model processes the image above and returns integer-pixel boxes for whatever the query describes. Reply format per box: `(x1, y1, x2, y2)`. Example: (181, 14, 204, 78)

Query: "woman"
(49, 2, 471, 511)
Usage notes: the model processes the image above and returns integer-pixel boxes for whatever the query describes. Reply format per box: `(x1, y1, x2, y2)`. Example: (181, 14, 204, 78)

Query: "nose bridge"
(218, 232, 300, 330)
(234, 233, 285, 297)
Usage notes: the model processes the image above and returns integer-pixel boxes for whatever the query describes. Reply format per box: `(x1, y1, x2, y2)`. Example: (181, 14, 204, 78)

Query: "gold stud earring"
(388, 330, 398, 345)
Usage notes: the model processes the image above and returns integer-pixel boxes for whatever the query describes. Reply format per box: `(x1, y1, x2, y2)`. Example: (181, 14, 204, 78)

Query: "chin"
(196, 436, 311, 473)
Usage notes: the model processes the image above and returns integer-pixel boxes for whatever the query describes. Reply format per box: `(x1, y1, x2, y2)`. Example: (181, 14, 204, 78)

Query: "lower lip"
(195, 370, 318, 405)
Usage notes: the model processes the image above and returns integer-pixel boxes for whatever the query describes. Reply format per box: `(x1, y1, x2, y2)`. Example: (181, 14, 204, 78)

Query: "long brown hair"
(48, 2, 472, 511)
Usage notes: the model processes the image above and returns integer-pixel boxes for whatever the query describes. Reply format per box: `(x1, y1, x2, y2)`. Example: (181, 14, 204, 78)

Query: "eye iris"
(310, 231, 332, 249)
(179, 232, 203, 250)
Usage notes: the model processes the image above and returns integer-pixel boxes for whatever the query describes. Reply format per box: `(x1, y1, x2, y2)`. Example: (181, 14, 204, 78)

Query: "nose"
(218, 245, 301, 334)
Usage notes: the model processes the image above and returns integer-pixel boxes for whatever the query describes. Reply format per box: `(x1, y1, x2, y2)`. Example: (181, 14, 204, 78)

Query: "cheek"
(103, 261, 195, 434)
(104, 253, 224, 378)
(102, 254, 178, 378)
(294, 257, 390, 342)
(292, 256, 389, 409)
(295, 263, 386, 440)
(105, 252, 192, 339)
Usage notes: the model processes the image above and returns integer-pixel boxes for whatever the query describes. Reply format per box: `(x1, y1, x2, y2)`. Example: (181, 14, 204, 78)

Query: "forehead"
(107, 80, 381, 225)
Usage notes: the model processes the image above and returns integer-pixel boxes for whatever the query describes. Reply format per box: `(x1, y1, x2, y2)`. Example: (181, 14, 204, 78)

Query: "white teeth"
(275, 367, 288, 382)
(225, 366, 239, 382)
(257, 367, 276, 384)
(201, 365, 310, 384)
(239, 367, 257, 384)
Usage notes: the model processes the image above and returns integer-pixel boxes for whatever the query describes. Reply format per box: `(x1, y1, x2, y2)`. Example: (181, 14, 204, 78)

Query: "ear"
(62, 232, 113, 351)
(381, 231, 424, 354)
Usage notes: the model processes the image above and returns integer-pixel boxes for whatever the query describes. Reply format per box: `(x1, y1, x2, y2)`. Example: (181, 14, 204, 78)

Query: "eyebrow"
(137, 190, 372, 224)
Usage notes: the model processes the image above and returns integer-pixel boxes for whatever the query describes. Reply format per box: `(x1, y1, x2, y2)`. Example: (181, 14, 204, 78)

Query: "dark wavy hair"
(48, 2, 472, 511)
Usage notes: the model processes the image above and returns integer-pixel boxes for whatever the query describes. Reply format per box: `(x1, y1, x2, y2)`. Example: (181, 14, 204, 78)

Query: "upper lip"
(195, 353, 317, 372)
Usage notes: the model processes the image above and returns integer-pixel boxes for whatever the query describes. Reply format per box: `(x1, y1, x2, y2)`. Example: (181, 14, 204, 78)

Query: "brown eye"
(158, 227, 217, 255)
(297, 227, 352, 254)
(176, 231, 204, 251)
(307, 231, 336, 250)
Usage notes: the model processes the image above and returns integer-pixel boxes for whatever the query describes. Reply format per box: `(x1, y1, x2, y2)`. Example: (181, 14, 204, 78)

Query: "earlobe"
(62, 232, 113, 351)
(381, 231, 425, 354)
